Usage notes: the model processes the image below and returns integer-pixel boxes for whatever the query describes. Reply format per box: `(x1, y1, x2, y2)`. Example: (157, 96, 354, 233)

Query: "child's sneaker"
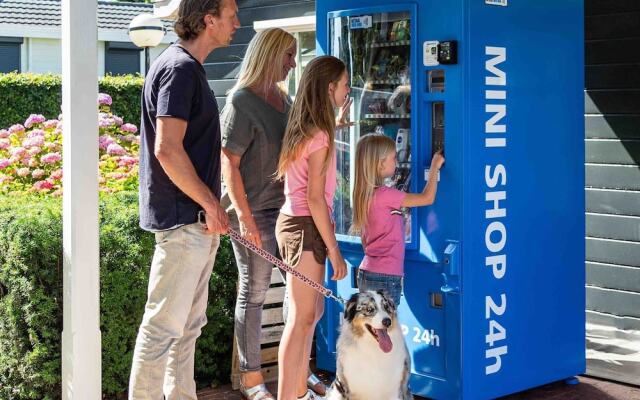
(298, 389, 326, 400)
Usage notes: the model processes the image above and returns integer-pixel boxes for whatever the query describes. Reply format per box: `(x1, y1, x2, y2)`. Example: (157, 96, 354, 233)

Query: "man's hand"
(203, 203, 229, 235)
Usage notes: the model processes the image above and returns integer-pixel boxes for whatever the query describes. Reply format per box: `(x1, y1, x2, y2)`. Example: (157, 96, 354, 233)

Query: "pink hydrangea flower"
(0, 175, 14, 184)
(99, 118, 115, 128)
(0, 159, 11, 169)
(25, 114, 46, 128)
(9, 124, 25, 134)
(23, 135, 45, 148)
(43, 119, 59, 129)
(51, 169, 63, 180)
(120, 123, 138, 134)
(107, 143, 126, 156)
(0, 129, 9, 138)
(107, 172, 127, 180)
(32, 169, 46, 179)
(28, 129, 45, 138)
(28, 147, 42, 156)
(28, 158, 39, 168)
(98, 93, 113, 106)
(41, 152, 62, 164)
(118, 156, 138, 166)
(10, 147, 26, 158)
(113, 116, 123, 126)
(16, 167, 30, 177)
(33, 180, 54, 191)
(52, 189, 63, 197)
(99, 135, 115, 150)
(0, 139, 10, 150)
(45, 142, 60, 151)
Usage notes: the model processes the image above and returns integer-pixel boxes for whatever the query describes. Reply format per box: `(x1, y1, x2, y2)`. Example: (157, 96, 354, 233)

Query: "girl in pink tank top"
(274, 55, 352, 400)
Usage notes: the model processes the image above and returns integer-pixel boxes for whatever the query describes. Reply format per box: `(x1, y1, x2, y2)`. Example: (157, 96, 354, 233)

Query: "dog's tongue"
(375, 328, 393, 353)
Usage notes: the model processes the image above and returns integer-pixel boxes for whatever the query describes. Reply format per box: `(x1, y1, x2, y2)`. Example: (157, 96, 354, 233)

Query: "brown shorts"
(275, 213, 327, 267)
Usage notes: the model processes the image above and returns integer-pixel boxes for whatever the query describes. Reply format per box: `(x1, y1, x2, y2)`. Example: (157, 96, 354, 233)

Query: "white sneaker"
(298, 389, 326, 400)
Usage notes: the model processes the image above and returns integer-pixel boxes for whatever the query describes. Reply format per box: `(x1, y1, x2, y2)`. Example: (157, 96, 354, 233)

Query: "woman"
(274, 55, 350, 400)
(221, 28, 326, 400)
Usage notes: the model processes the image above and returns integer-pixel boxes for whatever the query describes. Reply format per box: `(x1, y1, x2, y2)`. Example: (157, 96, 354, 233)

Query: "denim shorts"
(357, 269, 404, 306)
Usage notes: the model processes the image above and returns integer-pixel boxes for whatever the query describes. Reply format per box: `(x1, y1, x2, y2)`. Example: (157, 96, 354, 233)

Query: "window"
(286, 30, 316, 96)
(105, 42, 141, 75)
(0, 37, 22, 73)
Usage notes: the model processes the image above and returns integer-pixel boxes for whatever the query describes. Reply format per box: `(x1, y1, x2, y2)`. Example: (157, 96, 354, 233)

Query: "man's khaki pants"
(129, 223, 220, 400)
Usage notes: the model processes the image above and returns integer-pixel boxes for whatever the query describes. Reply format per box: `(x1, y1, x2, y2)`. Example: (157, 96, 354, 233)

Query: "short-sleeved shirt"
(138, 44, 221, 231)
(220, 88, 290, 212)
(280, 130, 337, 216)
(360, 186, 407, 276)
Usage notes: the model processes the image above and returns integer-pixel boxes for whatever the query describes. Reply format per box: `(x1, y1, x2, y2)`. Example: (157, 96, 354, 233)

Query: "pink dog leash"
(198, 211, 346, 305)
(228, 228, 347, 305)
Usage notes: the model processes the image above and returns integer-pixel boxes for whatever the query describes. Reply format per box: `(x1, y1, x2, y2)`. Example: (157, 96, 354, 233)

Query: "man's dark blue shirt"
(139, 44, 221, 231)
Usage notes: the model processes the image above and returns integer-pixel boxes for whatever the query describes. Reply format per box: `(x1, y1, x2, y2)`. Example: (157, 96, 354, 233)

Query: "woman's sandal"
(307, 373, 328, 396)
(239, 382, 275, 400)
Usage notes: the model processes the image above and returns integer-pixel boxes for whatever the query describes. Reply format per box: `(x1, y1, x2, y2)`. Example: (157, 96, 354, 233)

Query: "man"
(129, 1, 240, 399)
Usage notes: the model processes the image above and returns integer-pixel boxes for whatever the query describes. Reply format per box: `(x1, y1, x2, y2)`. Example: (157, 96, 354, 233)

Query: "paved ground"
(197, 374, 640, 399)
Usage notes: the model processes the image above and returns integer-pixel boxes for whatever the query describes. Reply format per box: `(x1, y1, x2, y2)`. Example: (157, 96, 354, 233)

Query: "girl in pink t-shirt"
(274, 55, 350, 400)
(352, 134, 445, 306)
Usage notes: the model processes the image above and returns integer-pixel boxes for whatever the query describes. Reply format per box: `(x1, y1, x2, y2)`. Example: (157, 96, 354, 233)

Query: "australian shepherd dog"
(327, 291, 413, 400)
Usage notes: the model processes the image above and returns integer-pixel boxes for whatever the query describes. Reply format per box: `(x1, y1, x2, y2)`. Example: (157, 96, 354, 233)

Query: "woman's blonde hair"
(351, 134, 397, 234)
(228, 28, 296, 98)
(276, 55, 347, 179)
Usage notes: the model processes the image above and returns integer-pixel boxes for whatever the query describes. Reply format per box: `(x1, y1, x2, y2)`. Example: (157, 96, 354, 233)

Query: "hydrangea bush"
(0, 93, 139, 195)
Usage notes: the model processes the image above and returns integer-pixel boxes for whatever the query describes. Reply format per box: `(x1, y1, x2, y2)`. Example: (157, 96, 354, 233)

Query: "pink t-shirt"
(280, 130, 337, 216)
(360, 186, 407, 276)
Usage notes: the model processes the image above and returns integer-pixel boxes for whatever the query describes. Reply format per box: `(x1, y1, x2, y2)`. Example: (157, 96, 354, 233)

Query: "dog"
(327, 290, 413, 400)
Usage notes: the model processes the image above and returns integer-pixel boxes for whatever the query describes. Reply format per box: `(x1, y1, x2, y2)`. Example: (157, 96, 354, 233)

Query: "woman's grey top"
(220, 87, 291, 212)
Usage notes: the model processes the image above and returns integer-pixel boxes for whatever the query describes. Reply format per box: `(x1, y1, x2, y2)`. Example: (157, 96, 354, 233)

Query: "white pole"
(61, 0, 101, 398)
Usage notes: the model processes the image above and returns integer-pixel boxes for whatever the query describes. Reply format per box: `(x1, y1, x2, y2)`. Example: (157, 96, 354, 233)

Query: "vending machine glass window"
(330, 11, 413, 241)
(287, 31, 317, 96)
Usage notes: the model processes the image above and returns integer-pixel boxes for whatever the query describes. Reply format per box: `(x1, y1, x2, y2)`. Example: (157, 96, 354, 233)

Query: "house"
(0, 0, 177, 76)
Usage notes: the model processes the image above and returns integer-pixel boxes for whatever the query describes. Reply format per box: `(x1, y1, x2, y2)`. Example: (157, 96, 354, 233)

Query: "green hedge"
(0, 73, 144, 129)
(0, 193, 237, 399)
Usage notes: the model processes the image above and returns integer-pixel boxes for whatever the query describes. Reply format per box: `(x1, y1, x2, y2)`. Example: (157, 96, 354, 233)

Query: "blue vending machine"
(315, 1, 585, 399)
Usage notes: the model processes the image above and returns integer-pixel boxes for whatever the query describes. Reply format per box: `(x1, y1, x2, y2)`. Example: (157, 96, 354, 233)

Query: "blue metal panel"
(316, 1, 585, 399)
(460, 1, 585, 398)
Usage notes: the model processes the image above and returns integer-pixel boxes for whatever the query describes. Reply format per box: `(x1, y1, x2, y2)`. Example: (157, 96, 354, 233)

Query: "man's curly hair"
(174, 0, 223, 41)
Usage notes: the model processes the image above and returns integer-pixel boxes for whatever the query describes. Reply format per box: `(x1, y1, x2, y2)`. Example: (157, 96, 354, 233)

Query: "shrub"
(0, 94, 139, 195)
(0, 73, 144, 130)
(0, 193, 237, 399)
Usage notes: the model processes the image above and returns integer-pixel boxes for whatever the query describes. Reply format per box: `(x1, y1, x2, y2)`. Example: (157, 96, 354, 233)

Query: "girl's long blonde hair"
(228, 28, 296, 98)
(351, 134, 397, 234)
(276, 55, 347, 179)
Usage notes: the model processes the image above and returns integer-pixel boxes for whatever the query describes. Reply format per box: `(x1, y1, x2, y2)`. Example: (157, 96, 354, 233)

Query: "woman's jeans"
(357, 269, 404, 307)
(229, 208, 280, 372)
